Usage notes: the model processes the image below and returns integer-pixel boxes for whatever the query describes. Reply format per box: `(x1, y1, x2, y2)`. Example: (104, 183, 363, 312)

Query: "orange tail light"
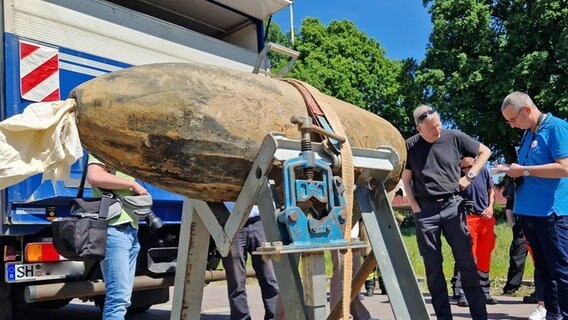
(25, 242, 62, 263)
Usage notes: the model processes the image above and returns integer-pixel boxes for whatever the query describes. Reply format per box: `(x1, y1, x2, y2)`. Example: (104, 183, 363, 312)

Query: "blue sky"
(272, 1, 432, 61)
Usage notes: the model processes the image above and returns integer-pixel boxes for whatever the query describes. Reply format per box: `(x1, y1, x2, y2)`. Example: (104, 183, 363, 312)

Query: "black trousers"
(503, 220, 528, 294)
(415, 196, 487, 320)
(222, 217, 279, 320)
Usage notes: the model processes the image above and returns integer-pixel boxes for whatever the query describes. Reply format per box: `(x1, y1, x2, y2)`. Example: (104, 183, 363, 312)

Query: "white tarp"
(0, 99, 83, 190)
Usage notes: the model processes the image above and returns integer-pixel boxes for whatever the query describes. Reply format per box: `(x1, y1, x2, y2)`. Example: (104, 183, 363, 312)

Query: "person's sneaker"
(457, 296, 469, 307)
(528, 305, 547, 320)
(485, 294, 498, 305)
(451, 288, 460, 300)
(523, 291, 538, 304)
(364, 279, 375, 297)
(502, 288, 517, 296)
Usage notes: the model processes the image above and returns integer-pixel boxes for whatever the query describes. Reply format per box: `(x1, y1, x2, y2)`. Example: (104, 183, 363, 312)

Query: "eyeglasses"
(506, 107, 525, 124)
(461, 165, 472, 170)
(416, 108, 436, 123)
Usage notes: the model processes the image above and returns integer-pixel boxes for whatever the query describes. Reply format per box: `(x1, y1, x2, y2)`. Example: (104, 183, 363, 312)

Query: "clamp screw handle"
(290, 116, 346, 144)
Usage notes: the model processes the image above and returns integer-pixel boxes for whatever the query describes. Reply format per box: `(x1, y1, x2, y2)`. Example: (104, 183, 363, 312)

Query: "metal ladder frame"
(170, 133, 429, 320)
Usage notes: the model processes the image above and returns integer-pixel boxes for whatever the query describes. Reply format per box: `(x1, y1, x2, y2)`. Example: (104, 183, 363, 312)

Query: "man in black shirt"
(402, 105, 491, 320)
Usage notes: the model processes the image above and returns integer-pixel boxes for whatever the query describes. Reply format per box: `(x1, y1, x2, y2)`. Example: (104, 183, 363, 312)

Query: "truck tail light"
(3, 245, 18, 262)
(25, 242, 62, 262)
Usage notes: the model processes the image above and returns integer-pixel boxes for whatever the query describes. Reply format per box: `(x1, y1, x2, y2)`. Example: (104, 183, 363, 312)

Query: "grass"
(240, 221, 536, 296)
(399, 221, 535, 296)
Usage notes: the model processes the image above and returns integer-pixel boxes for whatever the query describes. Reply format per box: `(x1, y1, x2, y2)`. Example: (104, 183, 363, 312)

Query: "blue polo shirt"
(514, 113, 568, 217)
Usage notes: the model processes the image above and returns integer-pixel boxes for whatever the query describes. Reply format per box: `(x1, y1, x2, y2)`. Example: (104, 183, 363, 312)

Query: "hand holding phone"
(490, 163, 510, 175)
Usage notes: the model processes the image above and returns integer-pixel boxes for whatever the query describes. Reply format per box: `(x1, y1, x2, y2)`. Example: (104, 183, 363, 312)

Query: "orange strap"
(282, 79, 354, 320)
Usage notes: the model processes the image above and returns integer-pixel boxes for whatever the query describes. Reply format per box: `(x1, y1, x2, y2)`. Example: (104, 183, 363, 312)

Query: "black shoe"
(502, 285, 519, 295)
(378, 276, 387, 295)
(523, 292, 538, 304)
(457, 296, 469, 307)
(359, 293, 365, 301)
(485, 294, 498, 305)
(502, 289, 516, 296)
(364, 280, 375, 297)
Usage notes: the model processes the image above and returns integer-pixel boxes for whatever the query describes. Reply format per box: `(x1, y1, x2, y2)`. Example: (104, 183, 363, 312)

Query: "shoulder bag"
(51, 159, 121, 260)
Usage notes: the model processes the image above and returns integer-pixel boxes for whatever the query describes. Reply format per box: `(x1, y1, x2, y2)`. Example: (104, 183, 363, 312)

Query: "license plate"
(5, 261, 84, 283)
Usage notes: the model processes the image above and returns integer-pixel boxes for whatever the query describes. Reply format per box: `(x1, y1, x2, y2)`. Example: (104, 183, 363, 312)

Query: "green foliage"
(420, 0, 568, 161)
(264, 20, 292, 72)
(291, 19, 401, 113)
(493, 202, 505, 221)
(266, 18, 419, 138)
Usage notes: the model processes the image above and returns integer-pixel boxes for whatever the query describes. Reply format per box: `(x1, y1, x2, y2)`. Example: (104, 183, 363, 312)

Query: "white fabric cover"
(0, 99, 83, 189)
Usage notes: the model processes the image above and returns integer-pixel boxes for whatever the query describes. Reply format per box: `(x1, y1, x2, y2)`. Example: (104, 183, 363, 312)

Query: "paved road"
(24, 284, 538, 319)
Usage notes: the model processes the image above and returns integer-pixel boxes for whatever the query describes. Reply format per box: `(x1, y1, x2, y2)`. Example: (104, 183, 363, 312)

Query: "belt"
(244, 216, 261, 226)
(420, 193, 459, 203)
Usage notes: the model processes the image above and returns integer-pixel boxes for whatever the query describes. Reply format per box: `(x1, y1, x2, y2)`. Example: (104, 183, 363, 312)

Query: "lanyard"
(519, 113, 547, 165)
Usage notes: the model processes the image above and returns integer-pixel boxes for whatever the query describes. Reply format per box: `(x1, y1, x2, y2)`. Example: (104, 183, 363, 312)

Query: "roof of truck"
(107, 0, 292, 39)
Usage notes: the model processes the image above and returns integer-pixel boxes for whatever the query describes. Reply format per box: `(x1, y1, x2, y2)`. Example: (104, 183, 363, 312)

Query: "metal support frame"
(171, 200, 209, 319)
(302, 252, 327, 320)
(169, 133, 429, 319)
(354, 182, 429, 319)
(252, 42, 300, 77)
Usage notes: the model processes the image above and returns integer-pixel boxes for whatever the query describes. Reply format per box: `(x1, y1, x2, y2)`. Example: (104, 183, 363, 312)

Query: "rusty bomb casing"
(71, 62, 406, 201)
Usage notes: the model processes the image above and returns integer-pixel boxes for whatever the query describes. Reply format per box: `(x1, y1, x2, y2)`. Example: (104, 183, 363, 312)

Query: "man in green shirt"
(86, 155, 147, 320)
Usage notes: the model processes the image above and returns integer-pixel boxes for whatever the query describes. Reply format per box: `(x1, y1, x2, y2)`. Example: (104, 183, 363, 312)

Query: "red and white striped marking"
(19, 40, 60, 102)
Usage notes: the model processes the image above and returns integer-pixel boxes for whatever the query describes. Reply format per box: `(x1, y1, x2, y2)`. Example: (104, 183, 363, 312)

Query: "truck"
(0, 0, 291, 317)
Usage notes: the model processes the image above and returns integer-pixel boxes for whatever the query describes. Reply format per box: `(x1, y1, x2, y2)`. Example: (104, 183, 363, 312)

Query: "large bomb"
(71, 62, 406, 202)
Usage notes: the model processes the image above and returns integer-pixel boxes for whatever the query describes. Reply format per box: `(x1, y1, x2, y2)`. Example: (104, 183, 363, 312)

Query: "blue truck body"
(0, 0, 287, 315)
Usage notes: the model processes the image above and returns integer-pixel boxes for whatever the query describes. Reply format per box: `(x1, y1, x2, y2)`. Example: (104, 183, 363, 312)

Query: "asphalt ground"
(199, 284, 539, 320)
(25, 283, 540, 319)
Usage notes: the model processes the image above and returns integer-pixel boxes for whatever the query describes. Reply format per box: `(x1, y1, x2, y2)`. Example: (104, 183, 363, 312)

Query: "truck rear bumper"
(24, 268, 255, 303)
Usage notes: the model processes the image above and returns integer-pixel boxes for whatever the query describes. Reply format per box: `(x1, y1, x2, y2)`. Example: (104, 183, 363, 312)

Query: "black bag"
(52, 160, 116, 261)
(52, 213, 107, 260)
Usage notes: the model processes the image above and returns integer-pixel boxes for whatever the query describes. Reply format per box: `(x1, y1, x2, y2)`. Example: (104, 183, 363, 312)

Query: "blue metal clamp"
(276, 116, 349, 250)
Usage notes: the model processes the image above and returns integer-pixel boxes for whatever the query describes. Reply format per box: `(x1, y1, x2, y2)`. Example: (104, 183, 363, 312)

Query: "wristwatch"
(523, 170, 530, 176)
(466, 171, 476, 182)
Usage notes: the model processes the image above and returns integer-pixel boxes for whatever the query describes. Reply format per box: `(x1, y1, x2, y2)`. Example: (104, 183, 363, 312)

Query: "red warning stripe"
(42, 88, 61, 102)
(20, 55, 59, 96)
(19, 42, 40, 60)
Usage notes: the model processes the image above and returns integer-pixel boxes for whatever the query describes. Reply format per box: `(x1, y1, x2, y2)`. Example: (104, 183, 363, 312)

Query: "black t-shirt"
(405, 129, 480, 198)
(506, 197, 514, 210)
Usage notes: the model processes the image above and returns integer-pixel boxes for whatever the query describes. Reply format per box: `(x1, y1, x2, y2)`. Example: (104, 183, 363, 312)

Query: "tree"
(396, 58, 427, 137)
(267, 18, 417, 137)
(264, 18, 292, 72)
(420, 0, 568, 162)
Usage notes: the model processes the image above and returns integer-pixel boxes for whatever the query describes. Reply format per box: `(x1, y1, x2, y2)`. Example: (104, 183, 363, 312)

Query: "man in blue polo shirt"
(499, 91, 568, 319)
